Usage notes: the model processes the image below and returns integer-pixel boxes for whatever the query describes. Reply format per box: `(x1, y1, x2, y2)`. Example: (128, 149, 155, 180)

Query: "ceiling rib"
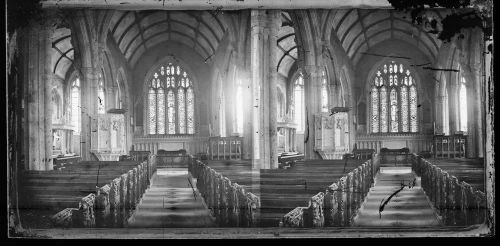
(277, 46, 298, 72)
(134, 11, 148, 51)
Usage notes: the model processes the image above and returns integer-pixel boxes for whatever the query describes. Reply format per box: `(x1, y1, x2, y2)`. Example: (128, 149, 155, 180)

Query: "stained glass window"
(147, 63, 195, 135)
(178, 88, 186, 134)
(98, 71, 106, 114)
(410, 85, 417, 132)
(187, 88, 195, 134)
(390, 88, 398, 132)
(167, 90, 176, 134)
(157, 89, 166, 134)
(294, 73, 305, 132)
(148, 88, 157, 134)
(235, 85, 244, 134)
(370, 61, 418, 133)
(321, 71, 329, 112)
(71, 78, 81, 134)
(401, 86, 408, 132)
(51, 89, 60, 122)
(371, 87, 379, 133)
(380, 87, 388, 133)
(459, 76, 467, 132)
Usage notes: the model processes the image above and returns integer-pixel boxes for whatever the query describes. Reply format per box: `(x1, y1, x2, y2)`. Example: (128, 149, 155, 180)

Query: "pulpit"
(91, 112, 126, 160)
(314, 111, 350, 159)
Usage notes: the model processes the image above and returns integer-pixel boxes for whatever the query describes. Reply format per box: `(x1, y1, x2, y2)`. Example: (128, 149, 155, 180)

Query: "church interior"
(7, 0, 494, 237)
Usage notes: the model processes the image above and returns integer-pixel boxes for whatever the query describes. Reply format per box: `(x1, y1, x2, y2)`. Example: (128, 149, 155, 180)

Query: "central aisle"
(353, 167, 442, 227)
(128, 168, 216, 228)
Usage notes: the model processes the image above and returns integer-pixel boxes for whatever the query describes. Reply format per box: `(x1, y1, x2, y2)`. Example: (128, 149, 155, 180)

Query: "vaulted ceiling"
(108, 10, 229, 68)
(277, 11, 297, 78)
(329, 9, 444, 66)
(51, 27, 74, 79)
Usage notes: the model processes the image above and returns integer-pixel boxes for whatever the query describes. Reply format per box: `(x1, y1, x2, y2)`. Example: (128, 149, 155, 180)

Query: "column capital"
(80, 67, 101, 76)
(303, 65, 325, 76)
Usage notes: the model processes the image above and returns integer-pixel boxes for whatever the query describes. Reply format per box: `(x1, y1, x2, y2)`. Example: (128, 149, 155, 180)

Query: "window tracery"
(147, 63, 195, 135)
(370, 61, 418, 133)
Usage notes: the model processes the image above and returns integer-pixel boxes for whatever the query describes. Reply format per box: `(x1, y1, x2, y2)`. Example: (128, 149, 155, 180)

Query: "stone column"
(80, 67, 99, 159)
(267, 11, 280, 169)
(483, 37, 494, 231)
(473, 61, 484, 158)
(303, 65, 323, 160)
(241, 69, 253, 160)
(25, 19, 56, 170)
(465, 74, 476, 158)
(250, 10, 280, 169)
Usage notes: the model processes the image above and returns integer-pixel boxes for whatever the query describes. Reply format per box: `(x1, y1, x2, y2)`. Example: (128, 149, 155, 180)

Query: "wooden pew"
(412, 155, 486, 226)
(259, 159, 369, 227)
(200, 158, 372, 227)
(18, 159, 151, 228)
(425, 158, 485, 192)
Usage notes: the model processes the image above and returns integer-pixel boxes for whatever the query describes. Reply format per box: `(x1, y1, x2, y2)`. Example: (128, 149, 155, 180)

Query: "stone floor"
(127, 168, 216, 228)
(353, 166, 442, 227)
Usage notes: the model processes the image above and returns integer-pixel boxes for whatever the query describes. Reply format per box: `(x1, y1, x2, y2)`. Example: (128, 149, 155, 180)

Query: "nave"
(7, 0, 493, 238)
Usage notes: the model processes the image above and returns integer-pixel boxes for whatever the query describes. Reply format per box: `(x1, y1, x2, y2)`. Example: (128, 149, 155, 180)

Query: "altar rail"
(188, 157, 259, 227)
(208, 136, 243, 160)
(132, 136, 209, 155)
(355, 134, 432, 154)
(411, 154, 486, 226)
(50, 154, 157, 228)
(281, 153, 380, 227)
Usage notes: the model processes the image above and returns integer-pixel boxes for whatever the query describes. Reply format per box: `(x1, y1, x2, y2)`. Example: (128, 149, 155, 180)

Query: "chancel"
(6, 0, 494, 238)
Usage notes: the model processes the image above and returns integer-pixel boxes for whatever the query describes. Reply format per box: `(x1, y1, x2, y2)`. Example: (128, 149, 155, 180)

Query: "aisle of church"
(128, 168, 216, 228)
(353, 167, 441, 227)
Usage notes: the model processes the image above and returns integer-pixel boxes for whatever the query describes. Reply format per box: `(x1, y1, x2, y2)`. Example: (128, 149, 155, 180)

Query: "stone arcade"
(6, 0, 494, 238)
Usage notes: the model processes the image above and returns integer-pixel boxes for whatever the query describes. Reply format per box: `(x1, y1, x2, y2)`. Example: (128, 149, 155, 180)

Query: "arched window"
(235, 84, 244, 134)
(277, 87, 285, 119)
(114, 75, 122, 109)
(370, 61, 418, 133)
(459, 76, 468, 132)
(147, 63, 195, 135)
(71, 77, 81, 134)
(293, 73, 305, 132)
(51, 89, 61, 123)
(321, 70, 329, 112)
(98, 71, 106, 114)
